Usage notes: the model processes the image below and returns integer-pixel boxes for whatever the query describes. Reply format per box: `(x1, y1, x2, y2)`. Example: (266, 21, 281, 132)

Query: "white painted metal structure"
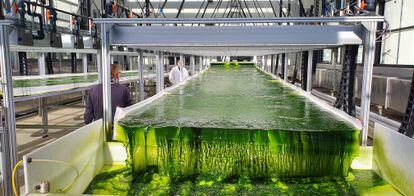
(94, 16, 383, 145)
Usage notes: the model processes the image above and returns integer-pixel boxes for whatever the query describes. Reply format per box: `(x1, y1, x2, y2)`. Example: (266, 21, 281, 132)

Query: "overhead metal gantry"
(94, 16, 383, 146)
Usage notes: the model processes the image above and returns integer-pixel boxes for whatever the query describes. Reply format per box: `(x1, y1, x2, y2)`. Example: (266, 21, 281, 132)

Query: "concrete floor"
(14, 103, 85, 195)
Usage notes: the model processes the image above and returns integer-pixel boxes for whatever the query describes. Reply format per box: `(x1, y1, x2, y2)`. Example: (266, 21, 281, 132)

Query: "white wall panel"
(398, 30, 414, 65)
(401, 0, 414, 28)
(381, 32, 399, 64)
(384, 0, 402, 30)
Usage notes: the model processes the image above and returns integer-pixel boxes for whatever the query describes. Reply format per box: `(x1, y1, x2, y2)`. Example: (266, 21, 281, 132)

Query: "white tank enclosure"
(0, 1, 413, 195)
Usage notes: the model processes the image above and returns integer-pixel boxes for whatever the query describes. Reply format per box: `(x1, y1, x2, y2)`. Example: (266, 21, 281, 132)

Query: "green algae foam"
(86, 63, 361, 195)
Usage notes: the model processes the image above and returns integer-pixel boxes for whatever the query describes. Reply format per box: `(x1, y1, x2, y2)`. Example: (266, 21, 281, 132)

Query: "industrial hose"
(12, 159, 80, 195)
(12, 160, 23, 196)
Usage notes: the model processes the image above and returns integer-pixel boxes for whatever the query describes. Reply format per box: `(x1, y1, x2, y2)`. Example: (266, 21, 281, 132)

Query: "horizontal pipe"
(16, 124, 83, 129)
(94, 16, 384, 24)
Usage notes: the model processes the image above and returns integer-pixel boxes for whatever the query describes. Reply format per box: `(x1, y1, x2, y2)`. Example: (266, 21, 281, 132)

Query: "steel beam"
(284, 53, 288, 82)
(138, 51, 145, 101)
(82, 53, 88, 74)
(360, 22, 377, 146)
(156, 51, 165, 93)
(0, 23, 18, 196)
(109, 25, 364, 48)
(100, 23, 112, 139)
(306, 50, 313, 92)
(190, 55, 195, 75)
(38, 52, 46, 76)
(94, 16, 384, 24)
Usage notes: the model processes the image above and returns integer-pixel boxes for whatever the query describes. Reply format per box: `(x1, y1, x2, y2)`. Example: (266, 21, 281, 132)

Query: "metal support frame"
(100, 23, 111, 139)
(200, 56, 203, 72)
(306, 50, 314, 92)
(360, 22, 378, 146)
(129, 56, 133, 71)
(93, 16, 383, 146)
(82, 53, 88, 74)
(39, 97, 48, 137)
(271, 54, 276, 74)
(283, 53, 288, 82)
(156, 51, 165, 93)
(138, 50, 145, 101)
(190, 55, 195, 75)
(0, 22, 18, 196)
(180, 53, 184, 64)
(97, 52, 102, 83)
(38, 52, 46, 76)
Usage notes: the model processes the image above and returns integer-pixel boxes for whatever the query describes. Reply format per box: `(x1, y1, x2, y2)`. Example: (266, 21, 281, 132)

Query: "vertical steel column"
(156, 51, 164, 93)
(97, 53, 102, 83)
(38, 52, 46, 76)
(161, 53, 165, 88)
(180, 53, 184, 64)
(174, 54, 177, 65)
(331, 48, 338, 93)
(138, 51, 145, 101)
(264, 55, 268, 72)
(306, 50, 314, 92)
(129, 56, 133, 71)
(261, 56, 265, 70)
(0, 23, 18, 196)
(284, 53, 289, 82)
(82, 53, 88, 74)
(271, 54, 276, 74)
(110, 56, 114, 64)
(360, 22, 377, 146)
(200, 56, 203, 72)
(39, 98, 48, 137)
(190, 55, 195, 75)
(100, 23, 111, 139)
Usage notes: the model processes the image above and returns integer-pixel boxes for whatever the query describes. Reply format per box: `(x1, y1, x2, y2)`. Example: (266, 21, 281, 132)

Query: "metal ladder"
(399, 70, 414, 138)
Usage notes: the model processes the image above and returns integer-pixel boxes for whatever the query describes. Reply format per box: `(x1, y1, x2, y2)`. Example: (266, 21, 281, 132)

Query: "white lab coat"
(169, 66, 189, 85)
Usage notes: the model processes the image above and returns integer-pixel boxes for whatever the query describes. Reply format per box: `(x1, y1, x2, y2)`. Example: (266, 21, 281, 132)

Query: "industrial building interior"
(0, 0, 413, 195)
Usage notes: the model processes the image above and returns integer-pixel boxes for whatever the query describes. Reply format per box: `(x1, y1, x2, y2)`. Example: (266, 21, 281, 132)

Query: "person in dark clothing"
(84, 64, 133, 124)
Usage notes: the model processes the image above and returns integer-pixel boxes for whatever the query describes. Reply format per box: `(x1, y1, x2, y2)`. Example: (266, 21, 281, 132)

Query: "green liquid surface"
(85, 165, 396, 195)
(11, 71, 140, 88)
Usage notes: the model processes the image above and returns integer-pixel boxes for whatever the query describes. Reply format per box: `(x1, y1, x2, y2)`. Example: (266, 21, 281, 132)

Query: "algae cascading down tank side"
(113, 63, 360, 180)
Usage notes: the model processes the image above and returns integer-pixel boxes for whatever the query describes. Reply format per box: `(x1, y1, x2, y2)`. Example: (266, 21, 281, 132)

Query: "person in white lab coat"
(169, 59, 189, 85)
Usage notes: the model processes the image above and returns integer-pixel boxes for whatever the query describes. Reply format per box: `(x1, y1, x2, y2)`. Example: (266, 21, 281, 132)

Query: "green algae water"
(86, 63, 363, 195)
(11, 71, 139, 88)
(85, 165, 394, 195)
